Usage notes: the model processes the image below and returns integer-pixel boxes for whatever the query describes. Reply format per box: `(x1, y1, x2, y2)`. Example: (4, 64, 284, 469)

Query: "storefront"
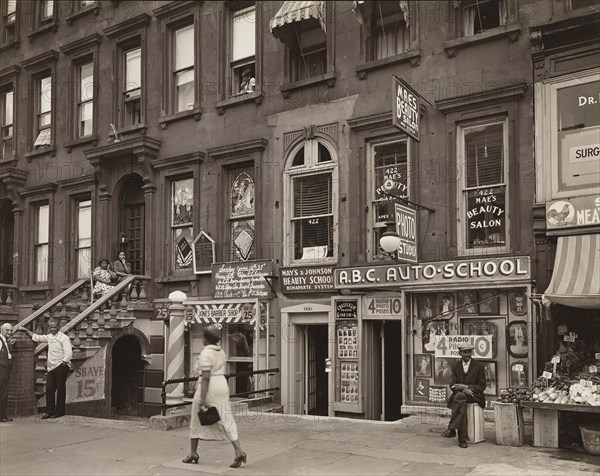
(334, 256, 534, 419)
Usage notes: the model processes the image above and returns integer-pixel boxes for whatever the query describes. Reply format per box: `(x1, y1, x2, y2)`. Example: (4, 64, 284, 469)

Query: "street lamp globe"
(380, 223, 401, 253)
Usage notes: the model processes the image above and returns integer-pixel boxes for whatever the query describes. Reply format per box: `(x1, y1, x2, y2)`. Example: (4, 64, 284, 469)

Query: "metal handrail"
(160, 367, 280, 416)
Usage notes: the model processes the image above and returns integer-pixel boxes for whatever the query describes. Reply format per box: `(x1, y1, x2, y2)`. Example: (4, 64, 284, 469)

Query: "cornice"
(18, 182, 58, 198)
(84, 136, 162, 162)
(152, 1, 199, 19)
(58, 174, 97, 190)
(21, 50, 59, 70)
(207, 138, 268, 159)
(60, 33, 103, 56)
(104, 13, 152, 39)
(436, 83, 528, 114)
(0, 65, 21, 82)
(0, 165, 27, 184)
(151, 151, 204, 170)
(347, 112, 393, 132)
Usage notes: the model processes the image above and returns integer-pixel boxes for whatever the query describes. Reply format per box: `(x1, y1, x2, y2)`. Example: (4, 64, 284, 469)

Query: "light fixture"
(380, 221, 401, 253)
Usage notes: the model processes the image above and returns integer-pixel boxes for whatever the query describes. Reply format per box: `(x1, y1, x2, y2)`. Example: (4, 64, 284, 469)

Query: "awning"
(544, 234, 600, 309)
(270, 1, 326, 46)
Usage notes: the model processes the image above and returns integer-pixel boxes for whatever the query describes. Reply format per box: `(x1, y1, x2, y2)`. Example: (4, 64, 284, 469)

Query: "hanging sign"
(395, 202, 418, 263)
(546, 195, 600, 229)
(392, 75, 421, 142)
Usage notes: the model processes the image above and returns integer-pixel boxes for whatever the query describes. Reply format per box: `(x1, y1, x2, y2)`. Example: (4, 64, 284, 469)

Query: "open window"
(229, 2, 256, 97)
(0, 86, 13, 161)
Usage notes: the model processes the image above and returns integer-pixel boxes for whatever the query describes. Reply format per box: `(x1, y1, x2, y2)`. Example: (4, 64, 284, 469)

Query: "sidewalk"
(1, 411, 598, 476)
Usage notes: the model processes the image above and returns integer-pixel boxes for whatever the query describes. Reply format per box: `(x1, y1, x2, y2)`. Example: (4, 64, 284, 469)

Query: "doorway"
(111, 335, 144, 415)
(0, 199, 14, 284)
(119, 175, 145, 274)
(305, 325, 329, 416)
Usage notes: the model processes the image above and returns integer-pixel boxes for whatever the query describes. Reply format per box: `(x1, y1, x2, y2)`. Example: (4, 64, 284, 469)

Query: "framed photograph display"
(334, 297, 361, 413)
(414, 378, 429, 401)
(428, 386, 447, 404)
(340, 362, 359, 403)
(509, 291, 527, 316)
(510, 362, 528, 388)
(478, 290, 500, 314)
(414, 354, 432, 378)
(461, 318, 502, 358)
(422, 320, 449, 353)
(482, 361, 497, 396)
(458, 291, 479, 315)
(337, 320, 358, 359)
(434, 357, 455, 385)
(438, 293, 455, 319)
(507, 320, 528, 358)
(417, 294, 436, 319)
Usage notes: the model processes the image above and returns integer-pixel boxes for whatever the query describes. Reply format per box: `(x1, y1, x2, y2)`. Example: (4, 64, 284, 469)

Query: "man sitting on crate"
(441, 341, 486, 448)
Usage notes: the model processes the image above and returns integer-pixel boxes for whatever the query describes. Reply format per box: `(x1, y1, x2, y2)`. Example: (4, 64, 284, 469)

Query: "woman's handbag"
(198, 406, 220, 426)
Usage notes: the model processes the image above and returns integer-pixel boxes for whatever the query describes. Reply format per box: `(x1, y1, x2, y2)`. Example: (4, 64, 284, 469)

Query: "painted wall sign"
(435, 335, 493, 359)
(336, 301, 358, 319)
(192, 231, 216, 274)
(394, 202, 418, 263)
(392, 75, 420, 142)
(466, 187, 506, 247)
(363, 297, 402, 318)
(66, 346, 106, 404)
(546, 194, 600, 229)
(212, 260, 272, 299)
(280, 265, 334, 293)
(334, 256, 530, 289)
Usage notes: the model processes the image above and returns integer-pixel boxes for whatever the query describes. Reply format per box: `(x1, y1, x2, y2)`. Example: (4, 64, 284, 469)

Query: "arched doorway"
(119, 175, 145, 274)
(0, 199, 14, 283)
(111, 335, 143, 415)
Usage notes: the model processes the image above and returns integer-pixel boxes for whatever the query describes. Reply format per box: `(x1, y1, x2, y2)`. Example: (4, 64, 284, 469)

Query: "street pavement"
(1, 410, 598, 476)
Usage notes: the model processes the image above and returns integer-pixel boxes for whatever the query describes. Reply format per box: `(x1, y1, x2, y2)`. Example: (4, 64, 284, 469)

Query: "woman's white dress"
(189, 344, 238, 441)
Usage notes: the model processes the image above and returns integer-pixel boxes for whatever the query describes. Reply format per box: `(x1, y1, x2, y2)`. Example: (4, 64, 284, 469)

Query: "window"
(371, 1, 410, 60)
(290, 22, 327, 82)
(35, 204, 50, 282)
(285, 139, 337, 264)
(458, 120, 508, 251)
(123, 46, 141, 126)
(34, 75, 52, 149)
(76, 200, 92, 279)
(172, 178, 194, 271)
(369, 140, 408, 258)
(2, 0, 17, 44)
(228, 167, 255, 261)
(569, 0, 598, 10)
(463, 0, 504, 36)
(41, 0, 54, 22)
(1, 87, 13, 160)
(229, 3, 256, 96)
(173, 24, 195, 113)
(78, 62, 94, 137)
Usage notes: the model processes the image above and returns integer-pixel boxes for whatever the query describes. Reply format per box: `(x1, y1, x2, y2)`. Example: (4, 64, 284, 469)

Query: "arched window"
(229, 170, 255, 261)
(284, 138, 337, 265)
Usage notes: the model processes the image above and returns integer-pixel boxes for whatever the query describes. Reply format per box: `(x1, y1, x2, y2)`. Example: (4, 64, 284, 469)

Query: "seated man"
(441, 342, 486, 448)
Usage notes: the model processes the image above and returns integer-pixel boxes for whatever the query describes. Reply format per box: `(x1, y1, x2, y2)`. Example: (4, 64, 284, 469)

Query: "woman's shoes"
(229, 452, 247, 468)
(182, 454, 199, 464)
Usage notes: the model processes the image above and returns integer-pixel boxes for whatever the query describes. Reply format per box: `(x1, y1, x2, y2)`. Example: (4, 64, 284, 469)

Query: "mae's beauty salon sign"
(334, 256, 530, 289)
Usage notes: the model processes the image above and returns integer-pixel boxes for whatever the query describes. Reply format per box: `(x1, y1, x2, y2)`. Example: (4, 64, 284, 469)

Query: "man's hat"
(457, 342, 474, 351)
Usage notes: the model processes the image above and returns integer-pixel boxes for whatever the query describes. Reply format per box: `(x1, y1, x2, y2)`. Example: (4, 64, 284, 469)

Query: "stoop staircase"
(13, 275, 151, 412)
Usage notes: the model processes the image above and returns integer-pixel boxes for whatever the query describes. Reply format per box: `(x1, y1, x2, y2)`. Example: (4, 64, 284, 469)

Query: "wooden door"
(306, 327, 317, 415)
(123, 203, 144, 274)
(293, 325, 304, 415)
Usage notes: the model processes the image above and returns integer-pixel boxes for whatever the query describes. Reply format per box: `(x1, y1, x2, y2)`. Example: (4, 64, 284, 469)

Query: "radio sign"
(392, 75, 421, 142)
(395, 202, 418, 263)
(435, 335, 492, 359)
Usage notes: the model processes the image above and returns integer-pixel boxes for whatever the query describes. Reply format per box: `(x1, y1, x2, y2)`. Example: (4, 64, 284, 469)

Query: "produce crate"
(580, 424, 600, 456)
(493, 402, 524, 446)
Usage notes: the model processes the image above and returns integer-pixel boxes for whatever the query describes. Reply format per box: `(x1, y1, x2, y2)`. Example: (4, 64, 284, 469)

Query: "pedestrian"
(441, 342, 486, 448)
(112, 251, 132, 283)
(17, 320, 72, 419)
(0, 323, 15, 422)
(183, 325, 247, 468)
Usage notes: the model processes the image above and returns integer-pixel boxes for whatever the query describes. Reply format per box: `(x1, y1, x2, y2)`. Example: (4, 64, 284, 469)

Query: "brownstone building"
(0, 1, 598, 419)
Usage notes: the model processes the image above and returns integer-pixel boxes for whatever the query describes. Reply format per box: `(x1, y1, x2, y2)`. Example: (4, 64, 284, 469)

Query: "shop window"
(369, 140, 408, 259)
(34, 74, 52, 149)
(2, 0, 17, 45)
(171, 178, 194, 272)
(458, 120, 508, 252)
(77, 61, 94, 138)
(173, 23, 195, 113)
(285, 138, 337, 265)
(35, 204, 50, 283)
(0, 87, 13, 161)
(76, 199, 92, 279)
(229, 2, 256, 97)
(462, 0, 505, 36)
(371, 1, 410, 60)
(228, 167, 255, 262)
(122, 45, 142, 126)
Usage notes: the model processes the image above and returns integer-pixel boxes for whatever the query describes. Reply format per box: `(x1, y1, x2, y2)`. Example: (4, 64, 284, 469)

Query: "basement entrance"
(111, 335, 143, 415)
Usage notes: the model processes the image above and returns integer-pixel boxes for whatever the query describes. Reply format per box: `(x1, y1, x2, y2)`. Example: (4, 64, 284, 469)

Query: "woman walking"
(183, 326, 246, 468)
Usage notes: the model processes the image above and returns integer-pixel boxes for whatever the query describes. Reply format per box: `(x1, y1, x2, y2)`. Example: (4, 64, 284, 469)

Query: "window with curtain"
(1, 88, 13, 160)
(2, 0, 17, 44)
(172, 178, 194, 271)
(290, 23, 327, 82)
(230, 3, 256, 96)
(460, 121, 507, 250)
(41, 0, 54, 21)
(372, 1, 410, 60)
(286, 139, 337, 263)
(78, 62, 94, 137)
(173, 24, 195, 113)
(229, 168, 255, 262)
(77, 200, 92, 279)
(463, 0, 504, 36)
(123, 46, 141, 126)
(34, 75, 52, 149)
(35, 204, 50, 282)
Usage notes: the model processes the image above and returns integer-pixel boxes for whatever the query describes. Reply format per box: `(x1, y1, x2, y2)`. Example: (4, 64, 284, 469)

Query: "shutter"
(294, 174, 332, 217)
(465, 124, 503, 187)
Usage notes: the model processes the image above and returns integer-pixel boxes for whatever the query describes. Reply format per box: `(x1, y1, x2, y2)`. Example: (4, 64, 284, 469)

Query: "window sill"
(25, 147, 56, 161)
(355, 50, 422, 79)
(215, 92, 263, 116)
(280, 72, 336, 99)
(0, 39, 19, 52)
(155, 274, 198, 284)
(117, 123, 148, 137)
(28, 22, 58, 40)
(65, 135, 99, 153)
(66, 5, 101, 26)
(443, 24, 521, 58)
(20, 285, 52, 292)
(285, 258, 337, 268)
(158, 107, 202, 130)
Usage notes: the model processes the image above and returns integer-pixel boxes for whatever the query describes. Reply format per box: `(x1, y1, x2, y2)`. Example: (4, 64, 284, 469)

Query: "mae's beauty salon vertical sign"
(392, 76, 421, 142)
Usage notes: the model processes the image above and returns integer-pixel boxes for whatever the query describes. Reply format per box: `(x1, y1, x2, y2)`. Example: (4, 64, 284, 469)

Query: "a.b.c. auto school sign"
(334, 256, 530, 289)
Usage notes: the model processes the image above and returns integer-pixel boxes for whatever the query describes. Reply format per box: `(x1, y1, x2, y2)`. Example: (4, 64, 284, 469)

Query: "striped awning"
(270, 1, 326, 46)
(544, 234, 600, 309)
